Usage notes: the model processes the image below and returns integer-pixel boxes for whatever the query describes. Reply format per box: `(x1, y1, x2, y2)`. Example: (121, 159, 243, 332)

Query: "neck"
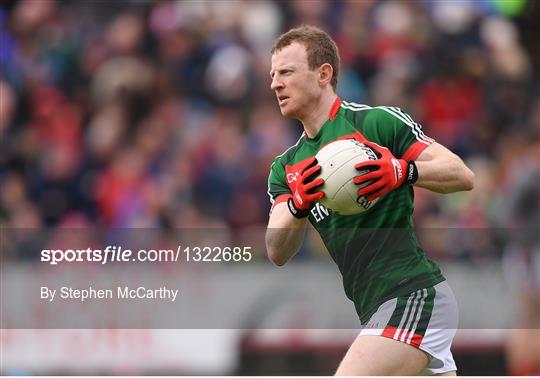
(300, 93, 338, 139)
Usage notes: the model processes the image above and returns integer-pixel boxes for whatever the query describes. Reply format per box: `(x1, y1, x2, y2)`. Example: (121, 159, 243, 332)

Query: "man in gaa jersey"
(266, 25, 475, 375)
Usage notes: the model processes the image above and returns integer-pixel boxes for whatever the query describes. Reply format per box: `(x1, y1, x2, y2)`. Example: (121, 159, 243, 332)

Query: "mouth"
(277, 95, 290, 106)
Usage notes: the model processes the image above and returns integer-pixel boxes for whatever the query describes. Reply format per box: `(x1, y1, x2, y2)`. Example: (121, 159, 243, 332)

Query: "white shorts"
(359, 281, 458, 375)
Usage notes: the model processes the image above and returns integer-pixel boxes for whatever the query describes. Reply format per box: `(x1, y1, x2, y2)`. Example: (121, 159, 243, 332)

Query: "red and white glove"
(287, 156, 325, 218)
(353, 140, 418, 201)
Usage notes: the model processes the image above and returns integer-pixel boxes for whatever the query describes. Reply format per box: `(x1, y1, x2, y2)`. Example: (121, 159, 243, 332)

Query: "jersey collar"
(303, 97, 343, 143)
(328, 96, 342, 120)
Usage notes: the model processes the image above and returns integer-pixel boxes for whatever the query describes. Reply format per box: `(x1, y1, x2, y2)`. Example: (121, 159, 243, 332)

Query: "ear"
(318, 63, 334, 87)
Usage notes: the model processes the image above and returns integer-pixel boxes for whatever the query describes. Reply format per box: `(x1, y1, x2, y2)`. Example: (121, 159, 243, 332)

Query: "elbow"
(265, 226, 299, 267)
(271, 257, 288, 267)
(462, 167, 475, 191)
(266, 247, 288, 267)
(265, 232, 289, 267)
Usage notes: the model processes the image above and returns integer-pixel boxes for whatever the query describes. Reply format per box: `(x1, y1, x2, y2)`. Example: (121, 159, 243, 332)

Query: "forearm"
(414, 155, 475, 193)
(265, 203, 309, 266)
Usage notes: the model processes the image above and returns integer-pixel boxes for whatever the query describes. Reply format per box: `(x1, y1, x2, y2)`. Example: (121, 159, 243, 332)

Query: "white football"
(315, 139, 379, 215)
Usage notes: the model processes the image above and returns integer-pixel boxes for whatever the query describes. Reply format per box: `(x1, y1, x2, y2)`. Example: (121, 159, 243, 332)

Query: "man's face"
(270, 42, 320, 119)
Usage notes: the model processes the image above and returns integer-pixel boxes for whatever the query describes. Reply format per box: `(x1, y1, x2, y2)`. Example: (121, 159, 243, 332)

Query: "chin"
(280, 105, 299, 119)
(280, 108, 291, 117)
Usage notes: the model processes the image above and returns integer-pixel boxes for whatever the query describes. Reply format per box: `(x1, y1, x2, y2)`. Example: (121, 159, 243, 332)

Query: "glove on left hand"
(353, 140, 417, 201)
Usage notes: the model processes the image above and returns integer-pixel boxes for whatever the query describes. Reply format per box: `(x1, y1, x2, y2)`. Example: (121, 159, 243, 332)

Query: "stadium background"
(1, 0, 539, 375)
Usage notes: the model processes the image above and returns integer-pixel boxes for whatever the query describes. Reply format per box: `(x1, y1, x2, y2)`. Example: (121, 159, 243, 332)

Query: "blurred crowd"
(1, 0, 539, 261)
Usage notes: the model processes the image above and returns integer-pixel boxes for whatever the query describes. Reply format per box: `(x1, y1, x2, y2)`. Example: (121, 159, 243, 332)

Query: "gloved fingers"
(302, 164, 322, 183)
(362, 140, 387, 152)
(357, 179, 387, 197)
(366, 187, 387, 201)
(353, 171, 381, 185)
(305, 178, 324, 192)
(300, 156, 318, 172)
(306, 191, 324, 202)
(354, 161, 381, 171)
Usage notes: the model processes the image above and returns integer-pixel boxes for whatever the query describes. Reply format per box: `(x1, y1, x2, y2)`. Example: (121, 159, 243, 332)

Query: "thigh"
(361, 283, 458, 375)
(335, 334, 429, 375)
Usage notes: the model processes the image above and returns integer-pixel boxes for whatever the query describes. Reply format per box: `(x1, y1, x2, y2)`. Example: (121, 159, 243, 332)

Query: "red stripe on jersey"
(402, 140, 432, 161)
(328, 97, 343, 120)
(381, 325, 398, 339)
(317, 131, 367, 150)
(272, 194, 291, 209)
(337, 131, 366, 143)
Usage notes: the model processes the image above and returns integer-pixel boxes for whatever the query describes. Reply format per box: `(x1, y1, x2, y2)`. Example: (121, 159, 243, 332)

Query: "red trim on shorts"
(396, 328, 408, 342)
(272, 194, 291, 209)
(381, 325, 398, 339)
(409, 332, 424, 348)
(328, 97, 342, 120)
(380, 326, 424, 349)
(402, 140, 431, 161)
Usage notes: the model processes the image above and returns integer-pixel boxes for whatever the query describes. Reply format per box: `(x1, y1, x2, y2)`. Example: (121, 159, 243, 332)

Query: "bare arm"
(265, 201, 309, 266)
(414, 142, 475, 193)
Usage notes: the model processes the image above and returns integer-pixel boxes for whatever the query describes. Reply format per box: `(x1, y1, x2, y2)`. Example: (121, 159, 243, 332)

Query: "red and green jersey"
(267, 98, 444, 323)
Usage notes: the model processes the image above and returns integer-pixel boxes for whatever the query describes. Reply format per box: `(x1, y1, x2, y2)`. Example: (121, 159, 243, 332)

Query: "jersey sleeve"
(362, 107, 434, 160)
(267, 157, 291, 208)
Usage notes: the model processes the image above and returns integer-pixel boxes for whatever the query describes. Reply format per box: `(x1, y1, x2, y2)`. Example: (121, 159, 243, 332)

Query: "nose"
(270, 75, 284, 91)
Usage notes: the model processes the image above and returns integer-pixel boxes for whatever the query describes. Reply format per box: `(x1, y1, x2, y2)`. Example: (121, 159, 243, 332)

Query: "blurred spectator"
(0, 0, 538, 266)
(501, 131, 540, 375)
(0, 4, 538, 377)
